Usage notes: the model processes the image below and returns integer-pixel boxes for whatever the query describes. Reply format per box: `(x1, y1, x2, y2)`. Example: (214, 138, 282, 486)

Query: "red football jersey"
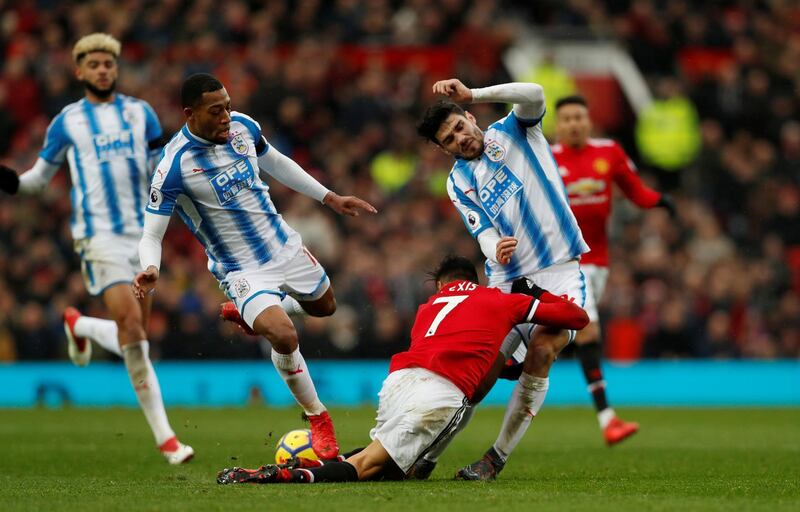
(553, 138, 662, 267)
(389, 280, 535, 400)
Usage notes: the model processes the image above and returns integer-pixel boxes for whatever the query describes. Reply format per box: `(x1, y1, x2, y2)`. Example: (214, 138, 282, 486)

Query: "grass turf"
(0, 407, 798, 511)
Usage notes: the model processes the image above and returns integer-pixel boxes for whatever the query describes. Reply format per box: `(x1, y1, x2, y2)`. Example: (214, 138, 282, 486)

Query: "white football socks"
(271, 347, 326, 416)
(74, 316, 122, 357)
(598, 408, 616, 429)
(492, 372, 549, 462)
(281, 296, 305, 317)
(122, 340, 176, 446)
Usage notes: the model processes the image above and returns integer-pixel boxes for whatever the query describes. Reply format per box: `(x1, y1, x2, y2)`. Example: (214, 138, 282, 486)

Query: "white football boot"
(160, 437, 195, 465)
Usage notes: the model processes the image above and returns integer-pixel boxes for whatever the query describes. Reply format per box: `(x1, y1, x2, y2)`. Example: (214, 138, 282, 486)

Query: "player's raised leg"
(103, 283, 192, 464)
(247, 291, 339, 460)
(64, 308, 121, 362)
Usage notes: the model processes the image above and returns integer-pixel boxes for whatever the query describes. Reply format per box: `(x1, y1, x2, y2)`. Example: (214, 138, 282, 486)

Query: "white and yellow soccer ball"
(275, 429, 318, 464)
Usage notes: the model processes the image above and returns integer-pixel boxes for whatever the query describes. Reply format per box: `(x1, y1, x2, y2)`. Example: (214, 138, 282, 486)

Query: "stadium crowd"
(0, 0, 798, 362)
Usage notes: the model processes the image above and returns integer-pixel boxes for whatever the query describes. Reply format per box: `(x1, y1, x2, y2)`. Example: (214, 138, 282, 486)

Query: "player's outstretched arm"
(511, 278, 589, 330)
(433, 79, 545, 121)
(258, 146, 377, 216)
(322, 191, 377, 217)
(0, 159, 61, 195)
(133, 212, 169, 299)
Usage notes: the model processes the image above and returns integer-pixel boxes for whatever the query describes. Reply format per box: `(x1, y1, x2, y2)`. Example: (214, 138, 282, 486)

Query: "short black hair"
(555, 95, 588, 111)
(417, 100, 466, 144)
(430, 255, 479, 285)
(181, 73, 224, 108)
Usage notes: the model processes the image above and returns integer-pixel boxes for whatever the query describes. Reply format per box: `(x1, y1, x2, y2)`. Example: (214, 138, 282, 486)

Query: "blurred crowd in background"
(0, 0, 798, 362)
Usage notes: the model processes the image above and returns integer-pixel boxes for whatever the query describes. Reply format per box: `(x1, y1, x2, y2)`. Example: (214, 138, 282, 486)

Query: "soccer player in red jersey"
(551, 95, 674, 445)
(216, 256, 588, 485)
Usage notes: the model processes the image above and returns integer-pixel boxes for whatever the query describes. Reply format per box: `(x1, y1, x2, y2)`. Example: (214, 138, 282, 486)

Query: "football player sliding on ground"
(133, 73, 376, 460)
(216, 255, 588, 484)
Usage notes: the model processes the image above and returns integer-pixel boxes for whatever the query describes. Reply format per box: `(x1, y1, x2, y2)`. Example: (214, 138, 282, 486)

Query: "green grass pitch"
(1, 407, 798, 511)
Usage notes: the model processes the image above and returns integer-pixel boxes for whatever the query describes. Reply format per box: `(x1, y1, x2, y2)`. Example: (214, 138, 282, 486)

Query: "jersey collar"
(182, 125, 215, 148)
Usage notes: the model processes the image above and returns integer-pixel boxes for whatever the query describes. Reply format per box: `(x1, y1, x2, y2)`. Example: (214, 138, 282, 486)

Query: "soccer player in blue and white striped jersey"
(133, 74, 376, 460)
(0, 33, 191, 464)
(416, 79, 590, 480)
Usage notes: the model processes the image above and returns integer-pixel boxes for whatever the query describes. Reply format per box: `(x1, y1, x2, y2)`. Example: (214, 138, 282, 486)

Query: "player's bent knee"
(113, 310, 145, 343)
(529, 341, 560, 369)
(574, 322, 600, 344)
(317, 295, 336, 317)
(303, 292, 337, 317)
(255, 318, 299, 352)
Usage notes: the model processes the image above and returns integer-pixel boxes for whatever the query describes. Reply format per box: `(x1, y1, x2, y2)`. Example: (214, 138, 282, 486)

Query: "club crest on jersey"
(210, 159, 255, 205)
(122, 108, 137, 124)
(484, 140, 506, 162)
(233, 278, 250, 298)
(231, 133, 249, 155)
(479, 165, 523, 219)
(148, 187, 163, 208)
(593, 158, 610, 174)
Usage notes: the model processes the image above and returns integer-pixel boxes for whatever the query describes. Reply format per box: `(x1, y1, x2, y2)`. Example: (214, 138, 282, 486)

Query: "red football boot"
(220, 301, 257, 335)
(307, 411, 340, 460)
(63, 307, 91, 367)
(604, 417, 639, 446)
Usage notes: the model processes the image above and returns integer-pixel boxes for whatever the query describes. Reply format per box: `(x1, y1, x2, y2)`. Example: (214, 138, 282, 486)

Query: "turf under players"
(416, 78, 590, 480)
(548, 95, 674, 443)
(0, 34, 191, 464)
(133, 73, 376, 460)
(216, 256, 588, 484)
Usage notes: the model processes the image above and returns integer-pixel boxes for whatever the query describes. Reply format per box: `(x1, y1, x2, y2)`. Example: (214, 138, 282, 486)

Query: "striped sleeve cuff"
(525, 298, 540, 322)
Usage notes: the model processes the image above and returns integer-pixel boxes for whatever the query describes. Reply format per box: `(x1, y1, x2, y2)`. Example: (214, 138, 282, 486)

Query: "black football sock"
(576, 341, 609, 412)
(341, 446, 365, 459)
(292, 461, 359, 483)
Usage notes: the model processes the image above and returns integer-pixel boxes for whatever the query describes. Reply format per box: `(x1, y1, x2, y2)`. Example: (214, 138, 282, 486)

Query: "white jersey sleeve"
(39, 111, 71, 165)
(146, 153, 185, 216)
(446, 171, 493, 238)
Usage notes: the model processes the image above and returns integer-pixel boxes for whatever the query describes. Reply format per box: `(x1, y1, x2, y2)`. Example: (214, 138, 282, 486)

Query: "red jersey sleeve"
(495, 289, 536, 325)
(611, 143, 662, 208)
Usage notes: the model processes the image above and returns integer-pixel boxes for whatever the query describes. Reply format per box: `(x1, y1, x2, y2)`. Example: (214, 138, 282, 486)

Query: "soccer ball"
(275, 428, 318, 464)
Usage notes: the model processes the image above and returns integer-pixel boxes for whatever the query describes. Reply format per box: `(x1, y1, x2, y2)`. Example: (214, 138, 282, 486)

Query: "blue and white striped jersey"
(146, 112, 300, 280)
(40, 94, 162, 240)
(447, 111, 589, 285)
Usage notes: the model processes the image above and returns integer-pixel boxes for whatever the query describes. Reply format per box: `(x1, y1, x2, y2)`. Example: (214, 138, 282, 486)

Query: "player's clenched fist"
(432, 79, 473, 103)
(132, 266, 159, 299)
(496, 236, 518, 265)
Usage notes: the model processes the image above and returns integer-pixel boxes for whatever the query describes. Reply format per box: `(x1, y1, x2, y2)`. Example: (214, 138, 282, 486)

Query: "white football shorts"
(223, 244, 330, 328)
(74, 234, 140, 296)
(492, 259, 590, 363)
(580, 263, 609, 323)
(370, 367, 469, 474)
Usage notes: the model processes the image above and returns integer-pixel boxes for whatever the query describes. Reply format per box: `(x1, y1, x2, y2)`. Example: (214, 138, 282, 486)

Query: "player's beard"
(82, 79, 116, 100)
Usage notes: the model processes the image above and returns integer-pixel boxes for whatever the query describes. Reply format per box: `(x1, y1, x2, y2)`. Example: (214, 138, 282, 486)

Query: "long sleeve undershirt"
(470, 82, 546, 121)
(139, 212, 169, 271)
(257, 146, 329, 203)
(17, 158, 60, 194)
